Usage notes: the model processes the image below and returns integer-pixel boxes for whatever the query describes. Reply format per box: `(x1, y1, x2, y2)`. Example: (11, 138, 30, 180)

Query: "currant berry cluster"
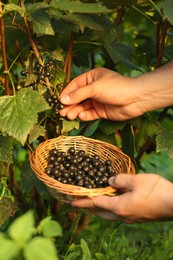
(20, 60, 54, 88)
(46, 93, 64, 113)
(44, 147, 116, 188)
(34, 60, 53, 82)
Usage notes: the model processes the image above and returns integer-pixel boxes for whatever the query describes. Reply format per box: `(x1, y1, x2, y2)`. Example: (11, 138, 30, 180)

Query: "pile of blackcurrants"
(44, 146, 116, 189)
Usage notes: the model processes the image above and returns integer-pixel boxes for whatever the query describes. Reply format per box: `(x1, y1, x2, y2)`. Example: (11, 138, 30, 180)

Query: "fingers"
(59, 99, 96, 120)
(90, 208, 120, 221)
(71, 195, 119, 213)
(60, 71, 96, 105)
(108, 174, 136, 192)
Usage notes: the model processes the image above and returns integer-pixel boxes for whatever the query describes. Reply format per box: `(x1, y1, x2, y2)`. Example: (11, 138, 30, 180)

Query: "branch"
(0, 1, 11, 95)
(22, 7, 53, 94)
(116, 6, 126, 27)
(63, 32, 74, 83)
(156, 19, 169, 68)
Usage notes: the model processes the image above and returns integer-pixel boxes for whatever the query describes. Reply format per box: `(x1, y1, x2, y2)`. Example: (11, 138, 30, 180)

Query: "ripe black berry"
(44, 146, 115, 189)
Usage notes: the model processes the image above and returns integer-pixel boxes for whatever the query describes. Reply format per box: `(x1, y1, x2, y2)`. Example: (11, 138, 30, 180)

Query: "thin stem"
(0, 0, 11, 95)
(156, 19, 169, 68)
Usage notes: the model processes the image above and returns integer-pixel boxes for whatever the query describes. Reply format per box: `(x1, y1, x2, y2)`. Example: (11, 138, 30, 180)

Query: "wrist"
(132, 62, 173, 113)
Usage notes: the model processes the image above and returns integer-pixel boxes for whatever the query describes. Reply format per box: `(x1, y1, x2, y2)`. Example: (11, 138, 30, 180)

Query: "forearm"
(134, 61, 173, 113)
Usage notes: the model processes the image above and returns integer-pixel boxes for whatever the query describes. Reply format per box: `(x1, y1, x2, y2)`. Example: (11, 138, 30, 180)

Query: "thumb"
(60, 85, 94, 105)
(108, 174, 135, 192)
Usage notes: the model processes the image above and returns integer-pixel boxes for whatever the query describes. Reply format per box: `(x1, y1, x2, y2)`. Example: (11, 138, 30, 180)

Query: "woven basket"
(30, 135, 135, 201)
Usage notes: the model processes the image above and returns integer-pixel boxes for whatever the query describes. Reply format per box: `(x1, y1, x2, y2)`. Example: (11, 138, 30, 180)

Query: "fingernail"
(108, 176, 115, 185)
(60, 94, 70, 104)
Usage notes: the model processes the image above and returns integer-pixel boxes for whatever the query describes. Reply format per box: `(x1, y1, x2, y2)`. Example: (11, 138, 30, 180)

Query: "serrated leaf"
(0, 136, 13, 163)
(8, 211, 34, 242)
(136, 118, 161, 148)
(104, 41, 142, 71)
(29, 124, 45, 144)
(4, 4, 25, 16)
(63, 13, 103, 32)
(52, 50, 64, 62)
(61, 118, 80, 134)
(38, 216, 62, 238)
(25, 74, 37, 87)
(156, 129, 173, 158)
(0, 88, 49, 145)
(100, 119, 126, 135)
(26, 3, 54, 36)
(51, 0, 111, 14)
(24, 237, 58, 260)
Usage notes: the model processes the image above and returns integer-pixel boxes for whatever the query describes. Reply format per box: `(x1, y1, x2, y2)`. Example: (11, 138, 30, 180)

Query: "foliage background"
(0, 0, 173, 259)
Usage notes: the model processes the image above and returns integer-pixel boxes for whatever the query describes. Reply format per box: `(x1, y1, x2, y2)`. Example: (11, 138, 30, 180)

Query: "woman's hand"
(71, 174, 173, 223)
(59, 62, 173, 121)
(59, 68, 144, 121)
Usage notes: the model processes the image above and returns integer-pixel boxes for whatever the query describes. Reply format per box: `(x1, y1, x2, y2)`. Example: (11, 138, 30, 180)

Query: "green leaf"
(95, 253, 105, 260)
(100, 119, 126, 135)
(121, 124, 135, 163)
(83, 120, 101, 137)
(135, 117, 161, 148)
(104, 42, 142, 71)
(8, 211, 35, 242)
(0, 233, 19, 260)
(52, 50, 64, 62)
(28, 124, 45, 144)
(161, 0, 173, 25)
(0, 88, 49, 145)
(26, 3, 54, 36)
(62, 13, 103, 32)
(53, 70, 66, 85)
(0, 136, 13, 163)
(24, 237, 58, 260)
(80, 239, 92, 260)
(51, 0, 111, 14)
(38, 216, 62, 238)
(61, 118, 80, 134)
(25, 74, 37, 87)
(21, 161, 48, 194)
(156, 129, 173, 158)
(4, 4, 25, 16)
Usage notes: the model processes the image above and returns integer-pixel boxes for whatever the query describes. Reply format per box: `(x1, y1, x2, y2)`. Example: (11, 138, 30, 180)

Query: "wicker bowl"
(30, 135, 135, 201)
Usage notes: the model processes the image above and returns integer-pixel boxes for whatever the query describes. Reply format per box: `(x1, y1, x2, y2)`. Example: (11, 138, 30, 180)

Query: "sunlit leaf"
(0, 234, 19, 260)
(8, 211, 34, 242)
(24, 237, 58, 260)
(0, 88, 49, 145)
(4, 3, 25, 16)
(26, 3, 54, 35)
(80, 239, 92, 260)
(61, 118, 80, 134)
(38, 216, 62, 237)
(28, 124, 45, 144)
(0, 136, 13, 163)
(51, 0, 111, 14)
(156, 129, 173, 158)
